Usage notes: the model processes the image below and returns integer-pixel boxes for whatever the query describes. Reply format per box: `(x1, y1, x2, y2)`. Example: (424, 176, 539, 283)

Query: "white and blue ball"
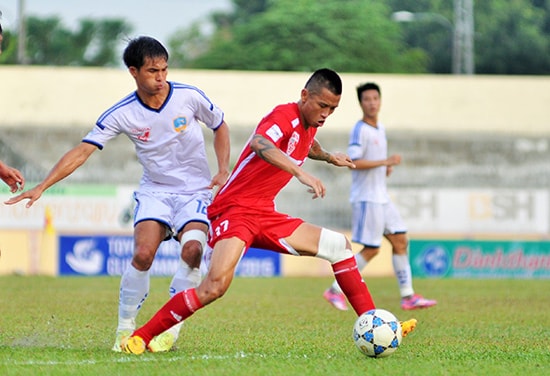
(352, 308, 402, 358)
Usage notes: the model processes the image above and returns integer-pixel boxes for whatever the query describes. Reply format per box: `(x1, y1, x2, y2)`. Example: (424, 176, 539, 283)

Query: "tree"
(0, 16, 132, 66)
(172, 0, 427, 73)
(388, 0, 550, 74)
(475, 0, 550, 74)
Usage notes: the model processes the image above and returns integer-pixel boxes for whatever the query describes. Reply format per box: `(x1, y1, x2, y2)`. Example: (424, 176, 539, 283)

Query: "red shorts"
(208, 206, 304, 254)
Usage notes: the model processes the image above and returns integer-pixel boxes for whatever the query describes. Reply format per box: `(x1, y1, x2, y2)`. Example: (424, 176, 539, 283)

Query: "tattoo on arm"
(252, 134, 276, 161)
(308, 139, 331, 162)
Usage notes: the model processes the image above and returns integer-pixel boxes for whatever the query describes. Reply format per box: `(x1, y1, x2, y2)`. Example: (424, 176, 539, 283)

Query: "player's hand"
(387, 154, 401, 166)
(4, 186, 43, 208)
(0, 166, 25, 193)
(329, 152, 356, 169)
(386, 165, 394, 177)
(208, 170, 230, 196)
(296, 170, 326, 199)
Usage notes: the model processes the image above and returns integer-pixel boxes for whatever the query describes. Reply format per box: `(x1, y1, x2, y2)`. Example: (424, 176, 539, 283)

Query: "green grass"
(1, 276, 549, 376)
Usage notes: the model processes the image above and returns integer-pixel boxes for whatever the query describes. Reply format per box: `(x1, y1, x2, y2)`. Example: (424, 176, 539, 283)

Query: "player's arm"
(250, 134, 326, 199)
(0, 161, 25, 193)
(308, 138, 356, 168)
(352, 154, 401, 170)
(4, 142, 97, 208)
(209, 121, 231, 190)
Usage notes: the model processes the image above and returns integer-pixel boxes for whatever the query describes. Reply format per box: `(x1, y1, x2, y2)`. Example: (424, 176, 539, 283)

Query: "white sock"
(355, 252, 368, 270)
(117, 264, 149, 331)
(330, 253, 368, 294)
(164, 261, 201, 338)
(392, 254, 414, 298)
(169, 260, 202, 296)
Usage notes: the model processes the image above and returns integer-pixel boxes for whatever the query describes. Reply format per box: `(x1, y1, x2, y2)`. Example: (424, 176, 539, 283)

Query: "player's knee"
(316, 228, 354, 264)
(132, 246, 156, 270)
(362, 247, 380, 259)
(180, 229, 207, 267)
(390, 235, 409, 255)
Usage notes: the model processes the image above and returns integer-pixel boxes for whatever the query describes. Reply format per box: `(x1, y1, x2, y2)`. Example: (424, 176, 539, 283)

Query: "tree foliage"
(176, 0, 427, 73)
(2, 0, 549, 74)
(0, 16, 132, 66)
(386, 0, 550, 74)
(475, 0, 550, 74)
(168, 0, 550, 74)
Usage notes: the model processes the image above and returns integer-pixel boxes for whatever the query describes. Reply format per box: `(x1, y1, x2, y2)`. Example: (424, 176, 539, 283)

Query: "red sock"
(332, 257, 376, 315)
(134, 288, 203, 344)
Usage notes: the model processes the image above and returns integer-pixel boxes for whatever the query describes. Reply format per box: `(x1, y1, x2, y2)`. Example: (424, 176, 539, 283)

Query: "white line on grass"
(1, 352, 319, 367)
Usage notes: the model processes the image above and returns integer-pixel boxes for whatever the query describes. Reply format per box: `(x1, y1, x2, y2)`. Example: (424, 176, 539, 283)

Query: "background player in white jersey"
(323, 82, 436, 311)
(5, 36, 230, 352)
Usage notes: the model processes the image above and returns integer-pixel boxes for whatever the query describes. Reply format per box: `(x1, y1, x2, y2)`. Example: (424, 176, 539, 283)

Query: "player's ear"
(300, 88, 308, 104)
(128, 66, 138, 78)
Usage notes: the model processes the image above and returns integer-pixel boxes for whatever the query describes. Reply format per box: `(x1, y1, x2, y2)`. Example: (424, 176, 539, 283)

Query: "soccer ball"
(352, 308, 402, 358)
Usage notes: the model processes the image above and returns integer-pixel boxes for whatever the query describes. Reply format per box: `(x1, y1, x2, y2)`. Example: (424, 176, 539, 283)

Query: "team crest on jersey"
(132, 127, 151, 142)
(287, 131, 300, 155)
(174, 117, 188, 133)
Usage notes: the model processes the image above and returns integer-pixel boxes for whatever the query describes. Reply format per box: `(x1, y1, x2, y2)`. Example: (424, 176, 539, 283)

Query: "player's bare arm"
(4, 142, 97, 208)
(250, 134, 326, 199)
(209, 121, 231, 189)
(308, 139, 355, 168)
(353, 154, 401, 170)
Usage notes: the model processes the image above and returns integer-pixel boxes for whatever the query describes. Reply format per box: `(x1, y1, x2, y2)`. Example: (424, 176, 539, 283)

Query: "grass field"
(0, 275, 549, 376)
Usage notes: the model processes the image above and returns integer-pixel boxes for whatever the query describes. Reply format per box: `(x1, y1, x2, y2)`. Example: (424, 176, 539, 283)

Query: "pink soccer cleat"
(323, 288, 349, 311)
(401, 294, 437, 310)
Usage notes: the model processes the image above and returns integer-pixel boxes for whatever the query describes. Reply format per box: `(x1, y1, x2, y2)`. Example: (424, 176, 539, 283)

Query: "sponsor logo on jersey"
(266, 124, 283, 142)
(131, 127, 151, 142)
(174, 117, 188, 133)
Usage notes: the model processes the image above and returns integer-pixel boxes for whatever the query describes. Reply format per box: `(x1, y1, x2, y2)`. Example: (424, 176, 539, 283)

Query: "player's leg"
(122, 236, 246, 354)
(324, 202, 383, 310)
(112, 219, 166, 351)
(384, 201, 436, 310)
(149, 221, 208, 352)
(286, 223, 375, 315)
(386, 232, 437, 310)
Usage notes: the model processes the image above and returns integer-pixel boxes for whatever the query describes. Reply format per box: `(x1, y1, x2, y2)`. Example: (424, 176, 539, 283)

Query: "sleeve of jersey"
(255, 110, 289, 148)
(192, 90, 225, 130)
(347, 125, 365, 160)
(82, 117, 121, 150)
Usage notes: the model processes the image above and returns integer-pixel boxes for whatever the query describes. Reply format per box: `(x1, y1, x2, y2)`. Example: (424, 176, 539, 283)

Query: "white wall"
(1, 66, 549, 134)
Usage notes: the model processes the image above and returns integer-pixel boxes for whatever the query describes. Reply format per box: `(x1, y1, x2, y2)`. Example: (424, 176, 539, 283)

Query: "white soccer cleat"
(112, 329, 132, 352)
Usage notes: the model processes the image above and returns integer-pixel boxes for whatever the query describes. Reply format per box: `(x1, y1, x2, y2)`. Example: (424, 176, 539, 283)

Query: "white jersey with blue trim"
(83, 81, 224, 194)
(348, 120, 389, 204)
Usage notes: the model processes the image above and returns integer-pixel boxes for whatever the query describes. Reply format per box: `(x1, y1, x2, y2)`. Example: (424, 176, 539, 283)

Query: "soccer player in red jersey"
(122, 69, 416, 354)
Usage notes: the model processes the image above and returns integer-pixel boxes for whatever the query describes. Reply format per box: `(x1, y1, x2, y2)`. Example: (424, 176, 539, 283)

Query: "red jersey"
(208, 102, 317, 218)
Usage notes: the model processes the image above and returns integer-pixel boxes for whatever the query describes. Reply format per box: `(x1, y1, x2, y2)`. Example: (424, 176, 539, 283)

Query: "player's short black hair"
(305, 68, 342, 96)
(356, 82, 381, 102)
(122, 36, 169, 69)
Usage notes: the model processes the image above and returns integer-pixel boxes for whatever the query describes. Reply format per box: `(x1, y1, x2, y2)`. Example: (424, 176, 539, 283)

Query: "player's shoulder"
(170, 81, 207, 97)
(98, 92, 139, 122)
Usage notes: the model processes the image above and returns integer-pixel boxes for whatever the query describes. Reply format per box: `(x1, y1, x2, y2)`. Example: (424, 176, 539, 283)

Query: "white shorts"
(133, 190, 211, 240)
(351, 201, 407, 248)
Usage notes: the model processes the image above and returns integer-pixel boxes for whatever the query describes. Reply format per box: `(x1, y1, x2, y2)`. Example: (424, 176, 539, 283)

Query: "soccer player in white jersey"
(5, 36, 230, 352)
(323, 82, 436, 311)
